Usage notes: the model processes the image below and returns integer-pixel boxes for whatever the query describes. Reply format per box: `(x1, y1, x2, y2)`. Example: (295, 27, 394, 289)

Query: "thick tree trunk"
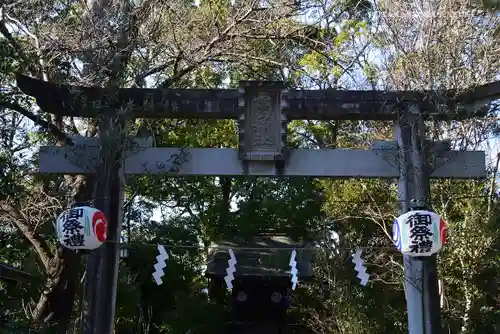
(33, 174, 95, 331)
(0, 175, 93, 331)
(0, 98, 95, 330)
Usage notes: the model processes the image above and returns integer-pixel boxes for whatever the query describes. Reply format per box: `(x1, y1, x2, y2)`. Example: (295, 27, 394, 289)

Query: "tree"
(2, 0, 500, 333)
(0, 0, 361, 331)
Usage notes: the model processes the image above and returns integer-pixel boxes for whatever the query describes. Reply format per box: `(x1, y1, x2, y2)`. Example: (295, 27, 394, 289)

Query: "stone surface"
(18, 74, 497, 120)
(39, 146, 486, 178)
(238, 82, 287, 161)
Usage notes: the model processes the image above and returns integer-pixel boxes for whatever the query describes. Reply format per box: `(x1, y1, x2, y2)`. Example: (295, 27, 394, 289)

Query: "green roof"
(206, 236, 313, 278)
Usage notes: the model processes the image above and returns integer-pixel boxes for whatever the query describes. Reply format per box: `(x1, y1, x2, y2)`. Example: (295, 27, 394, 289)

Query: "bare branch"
(0, 101, 74, 146)
(0, 202, 52, 270)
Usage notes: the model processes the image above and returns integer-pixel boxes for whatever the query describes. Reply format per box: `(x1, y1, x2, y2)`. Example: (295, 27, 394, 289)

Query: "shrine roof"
(205, 236, 313, 279)
(16, 74, 498, 120)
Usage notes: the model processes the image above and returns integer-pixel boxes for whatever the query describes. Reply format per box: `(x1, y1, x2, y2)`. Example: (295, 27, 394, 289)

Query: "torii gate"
(17, 74, 497, 334)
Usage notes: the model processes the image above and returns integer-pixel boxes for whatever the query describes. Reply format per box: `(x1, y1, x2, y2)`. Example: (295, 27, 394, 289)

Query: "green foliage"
(1, 0, 500, 333)
(479, 0, 500, 11)
(114, 217, 226, 334)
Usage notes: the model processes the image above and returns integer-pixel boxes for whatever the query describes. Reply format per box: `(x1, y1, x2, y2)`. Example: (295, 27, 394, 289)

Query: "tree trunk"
(33, 175, 95, 331)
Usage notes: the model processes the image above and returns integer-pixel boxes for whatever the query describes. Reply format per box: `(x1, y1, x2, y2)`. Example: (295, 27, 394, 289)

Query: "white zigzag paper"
(152, 245, 169, 285)
(352, 248, 369, 286)
(224, 248, 237, 290)
(289, 249, 298, 290)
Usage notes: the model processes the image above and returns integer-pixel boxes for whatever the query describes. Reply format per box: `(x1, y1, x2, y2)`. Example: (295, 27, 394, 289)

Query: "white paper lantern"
(393, 210, 447, 257)
(56, 206, 108, 250)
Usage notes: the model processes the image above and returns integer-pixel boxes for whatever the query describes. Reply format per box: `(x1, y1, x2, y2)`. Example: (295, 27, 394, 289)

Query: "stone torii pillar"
(16, 73, 499, 334)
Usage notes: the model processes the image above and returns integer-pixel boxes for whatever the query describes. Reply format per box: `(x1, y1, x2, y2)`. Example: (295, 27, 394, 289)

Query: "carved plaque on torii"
(238, 81, 288, 162)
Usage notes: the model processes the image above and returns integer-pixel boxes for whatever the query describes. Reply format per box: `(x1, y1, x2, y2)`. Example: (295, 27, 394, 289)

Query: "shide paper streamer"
(289, 249, 298, 290)
(146, 244, 370, 288)
(352, 248, 369, 286)
(224, 248, 237, 290)
(152, 245, 169, 285)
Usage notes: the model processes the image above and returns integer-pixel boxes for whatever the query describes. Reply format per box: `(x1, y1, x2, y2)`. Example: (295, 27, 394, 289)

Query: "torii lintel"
(15, 74, 498, 120)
